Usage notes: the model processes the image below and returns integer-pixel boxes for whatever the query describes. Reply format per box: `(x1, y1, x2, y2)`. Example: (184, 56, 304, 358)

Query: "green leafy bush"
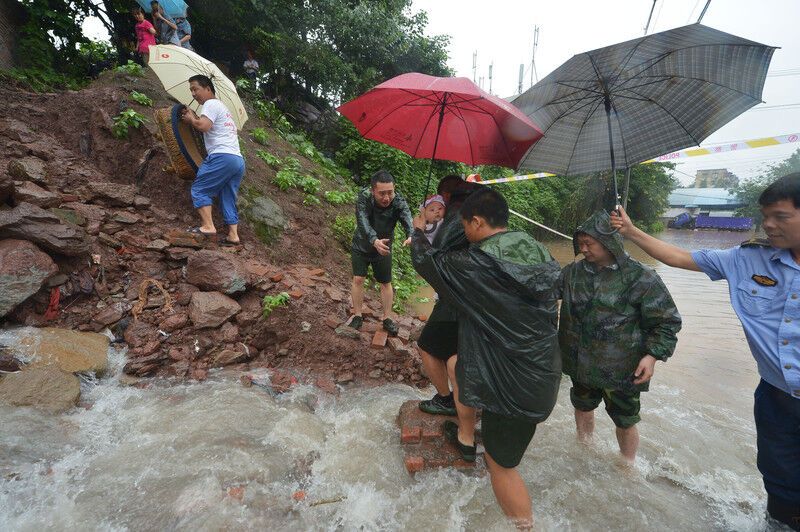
(324, 189, 357, 205)
(262, 292, 290, 318)
(250, 127, 269, 145)
(256, 150, 281, 167)
(303, 194, 321, 206)
(111, 109, 147, 139)
(116, 60, 143, 77)
(129, 90, 153, 107)
(299, 176, 321, 195)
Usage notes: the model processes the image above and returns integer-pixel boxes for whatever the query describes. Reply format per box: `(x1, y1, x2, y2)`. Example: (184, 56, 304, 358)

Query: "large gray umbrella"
(513, 23, 776, 204)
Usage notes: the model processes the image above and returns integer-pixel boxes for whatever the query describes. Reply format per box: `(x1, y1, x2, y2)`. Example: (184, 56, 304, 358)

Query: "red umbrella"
(337, 73, 543, 196)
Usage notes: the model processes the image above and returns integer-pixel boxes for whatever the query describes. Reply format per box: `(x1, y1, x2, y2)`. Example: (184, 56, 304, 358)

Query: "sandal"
(219, 237, 241, 247)
(186, 226, 216, 237)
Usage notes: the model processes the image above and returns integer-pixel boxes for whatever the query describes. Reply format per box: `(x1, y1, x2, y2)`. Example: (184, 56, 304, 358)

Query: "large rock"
(245, 196, 288, 235)
(83, 182, 136, 207)
(0, 202, 90, 256)
(8, 327, 109, 375)
(189, 291, 241, 328)
(0, 367, 81, 413)
(7, 158, 48, 186)
(12, 181, 60, 208)
(186, 250, 251, 294)
(0, 239, 58, 317)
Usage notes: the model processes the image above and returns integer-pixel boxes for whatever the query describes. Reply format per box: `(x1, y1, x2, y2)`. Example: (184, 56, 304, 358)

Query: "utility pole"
(518, 64, 524, 94)
(472, 51, 477, 83)
(530, 26, 539, 87)
(488, 62, 493, 95)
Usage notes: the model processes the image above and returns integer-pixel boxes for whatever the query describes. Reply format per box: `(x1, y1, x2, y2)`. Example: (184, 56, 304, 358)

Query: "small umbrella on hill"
(513, 23, 776, 207)
(338, 73, 543, 198)
(148, 45, 248, 131)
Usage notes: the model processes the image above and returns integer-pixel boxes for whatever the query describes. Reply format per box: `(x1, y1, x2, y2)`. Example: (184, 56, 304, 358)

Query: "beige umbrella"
(148, 44, 248, 130)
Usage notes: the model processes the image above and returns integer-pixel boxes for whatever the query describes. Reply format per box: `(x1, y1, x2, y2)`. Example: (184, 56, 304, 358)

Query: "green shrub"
(274, 168, 300, 191)
(324, 189, 357, 205)
(262, 292, 290, 318)
(250, 127, 269, 145)
(116, 60, 143, 77)
(111, 109, 147, 139)
(129, 90, 153, 106)
(303, 194, 321, 206)
(256, 150, 281, 167)
(299, 176, 321, 195)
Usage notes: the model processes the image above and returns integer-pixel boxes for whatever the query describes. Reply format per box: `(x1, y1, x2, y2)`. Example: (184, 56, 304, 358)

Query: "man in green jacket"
(412, 187, 561, 528)
(558, 211, 682, 464)
(350, 169, 413, 336)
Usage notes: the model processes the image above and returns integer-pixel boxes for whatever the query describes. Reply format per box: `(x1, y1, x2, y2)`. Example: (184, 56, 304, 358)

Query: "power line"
(697, 0, 712, 23)
(644, 0, 657, 35)
(686, 0, 702, 24)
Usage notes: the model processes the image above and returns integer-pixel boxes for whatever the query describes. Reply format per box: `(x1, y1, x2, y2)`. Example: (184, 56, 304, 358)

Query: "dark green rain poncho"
(412, 229, 562, 421)
(558, 211, 682, 393)
(351, 188, 413, 256)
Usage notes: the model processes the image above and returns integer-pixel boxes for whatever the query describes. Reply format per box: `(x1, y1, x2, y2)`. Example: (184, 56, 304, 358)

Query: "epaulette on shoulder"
(740, 237, 772, 248)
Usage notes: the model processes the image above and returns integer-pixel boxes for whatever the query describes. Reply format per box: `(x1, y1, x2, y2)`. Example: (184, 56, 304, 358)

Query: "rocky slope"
(0, 69, 428, 400)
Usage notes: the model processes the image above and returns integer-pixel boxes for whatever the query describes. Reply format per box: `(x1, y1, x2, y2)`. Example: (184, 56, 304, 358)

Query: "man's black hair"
(189, 74, 215, 94)
(436, 175, 463, 196)
(759, 172, 800, 208)
(460, 186, 509, 228)
(370, 169, 394, 188)
(150, 0, 160, 6)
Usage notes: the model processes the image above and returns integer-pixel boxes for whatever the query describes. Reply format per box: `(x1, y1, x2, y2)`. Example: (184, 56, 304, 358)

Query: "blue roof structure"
(668, 188, 745, 208)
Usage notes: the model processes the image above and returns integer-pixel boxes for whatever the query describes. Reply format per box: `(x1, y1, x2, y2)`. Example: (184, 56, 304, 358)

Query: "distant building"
(664, 187, 746, 219)
(694, 168, 739, 188)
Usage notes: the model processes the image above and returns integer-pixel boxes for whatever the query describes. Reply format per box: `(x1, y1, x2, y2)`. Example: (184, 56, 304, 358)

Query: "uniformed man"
(559, 211, 681, 464)
(611, 172, 800, 530)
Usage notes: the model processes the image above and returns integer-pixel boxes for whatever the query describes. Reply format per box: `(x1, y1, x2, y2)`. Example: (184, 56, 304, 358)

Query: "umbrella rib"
(556, 81, 603, 95)
(526, 88, 597, 114)
(622, 87, 702, 146)
(564, 99, 605, 176)
(410, 99, 445, 159)
(539, 96, 604, 135)
(625, 74, 764, 101)
(625, 43, 771, 80)
(607, 36, 650, 89)
(611, 77, 673, 93)
(449, 104, 477, 166)
(610, 100, 631, 168)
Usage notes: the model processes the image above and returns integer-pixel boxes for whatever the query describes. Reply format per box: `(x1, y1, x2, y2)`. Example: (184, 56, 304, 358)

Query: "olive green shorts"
(481, 410, 538, 468)
(570, 379, 641, 428)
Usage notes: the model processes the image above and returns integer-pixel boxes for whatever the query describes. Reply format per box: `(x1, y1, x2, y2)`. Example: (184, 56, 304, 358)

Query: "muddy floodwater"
(2, 229, 779, 531)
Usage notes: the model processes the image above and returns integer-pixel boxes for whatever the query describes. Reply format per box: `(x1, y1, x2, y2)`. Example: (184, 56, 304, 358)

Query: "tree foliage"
(730, 148, 800, 224)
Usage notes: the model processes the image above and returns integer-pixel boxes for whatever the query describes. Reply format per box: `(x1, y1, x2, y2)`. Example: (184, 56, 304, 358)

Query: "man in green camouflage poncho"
(558, 211, 682, 463)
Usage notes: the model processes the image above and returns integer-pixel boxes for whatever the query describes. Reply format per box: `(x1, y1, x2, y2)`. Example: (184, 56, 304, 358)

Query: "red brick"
(397, 328, 411, 342)
(309, 268, 325, 276)
(388, 337, 404, 352)
(421, 426, 443, 441)
(401, 426, 421, 444)
(372, 330, 388, 348)
(362, 321, 380, 333)
(324, 316, 340, 329)
(288, 289, 304, 299)
(426, 458, 449, 468)
(452, 459, 475, 469)
(404, 455, 424, 474)
(269, 272, 284, 282)
(418, 314, 428, 322)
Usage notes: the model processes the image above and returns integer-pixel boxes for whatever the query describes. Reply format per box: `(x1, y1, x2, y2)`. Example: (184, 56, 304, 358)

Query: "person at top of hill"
(132, 7, 156, 65)
(558, 210, 681, 465)
(412, 186, 561, 529)
(348, 169, 413, 337)
(150, 1, 180, 46)
(611, 173, 800, 530)
(180, 74, 245, 247)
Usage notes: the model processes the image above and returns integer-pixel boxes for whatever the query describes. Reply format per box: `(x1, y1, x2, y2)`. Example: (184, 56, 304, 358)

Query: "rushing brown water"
(1, 229, 776, 531)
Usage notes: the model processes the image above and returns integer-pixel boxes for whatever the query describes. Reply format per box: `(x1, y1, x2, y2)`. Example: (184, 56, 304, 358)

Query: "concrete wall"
(0, 1, 22, 69)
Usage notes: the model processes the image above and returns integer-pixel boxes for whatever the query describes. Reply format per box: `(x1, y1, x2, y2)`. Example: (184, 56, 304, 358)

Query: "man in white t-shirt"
(181, 74, 246, 245)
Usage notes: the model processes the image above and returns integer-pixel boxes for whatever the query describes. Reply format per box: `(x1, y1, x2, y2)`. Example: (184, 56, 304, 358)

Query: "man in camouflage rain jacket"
(558, 210, 681, 463)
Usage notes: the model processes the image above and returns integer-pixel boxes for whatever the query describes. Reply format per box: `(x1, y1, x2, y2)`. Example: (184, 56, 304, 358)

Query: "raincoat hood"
(572, 210, 627, 265)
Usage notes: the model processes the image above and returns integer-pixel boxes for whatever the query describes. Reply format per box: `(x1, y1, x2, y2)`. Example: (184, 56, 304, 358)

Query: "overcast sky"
(410, 0, 800, 185)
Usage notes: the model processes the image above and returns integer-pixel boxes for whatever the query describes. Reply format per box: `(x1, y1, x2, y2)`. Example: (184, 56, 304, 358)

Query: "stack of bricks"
(397, 400, 484, 474)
